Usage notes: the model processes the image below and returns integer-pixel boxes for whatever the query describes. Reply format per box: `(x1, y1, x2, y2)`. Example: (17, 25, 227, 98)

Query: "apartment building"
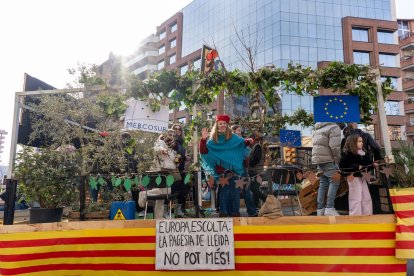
(398, 18, 414, 145)
(106, 0, 404, 143)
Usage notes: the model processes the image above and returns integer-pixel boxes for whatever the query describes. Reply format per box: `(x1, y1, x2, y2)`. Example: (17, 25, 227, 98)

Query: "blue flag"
(280, 129, 301, 147)
(314, 95, 360, 123)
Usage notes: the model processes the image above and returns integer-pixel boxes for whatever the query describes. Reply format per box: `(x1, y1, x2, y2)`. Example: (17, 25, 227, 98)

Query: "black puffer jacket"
(339, 151, 375, 177)
(341, 129, 383, 161)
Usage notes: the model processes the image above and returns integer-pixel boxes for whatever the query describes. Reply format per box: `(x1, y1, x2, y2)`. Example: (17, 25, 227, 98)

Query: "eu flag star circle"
(324, 97, 349, 120)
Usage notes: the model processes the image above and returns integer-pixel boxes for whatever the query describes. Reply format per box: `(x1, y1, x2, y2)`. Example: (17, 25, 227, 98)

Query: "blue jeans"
(219, 174, 241, 216)
(317, 162, 340, 209)
(243, 185, 257, 216)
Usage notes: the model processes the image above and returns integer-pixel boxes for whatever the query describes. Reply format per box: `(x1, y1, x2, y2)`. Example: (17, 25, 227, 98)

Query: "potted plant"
(14, 146, 81, 223)
(387, 142, 414, 258)
(389, 142, 414, 208)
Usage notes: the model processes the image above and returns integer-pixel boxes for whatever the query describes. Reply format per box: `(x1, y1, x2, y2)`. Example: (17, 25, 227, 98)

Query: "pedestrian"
(170, 123, 189, 217)
(312, 122, 342, 216)
(341, 123, 383, 162)
(231, 125, 257, 217)
(148, 130, 178, 219)
(247, 134, 267, 208)
(339, 134, 378, 215)
(199, 114, 252, 217)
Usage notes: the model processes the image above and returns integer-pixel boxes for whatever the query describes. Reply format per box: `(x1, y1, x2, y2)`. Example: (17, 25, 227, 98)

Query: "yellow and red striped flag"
(0, 218, 406, 275)
(390, 187, 414, 259)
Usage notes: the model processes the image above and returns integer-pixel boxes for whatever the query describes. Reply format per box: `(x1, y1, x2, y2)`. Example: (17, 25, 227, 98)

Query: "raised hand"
(201, 128, 209, 140)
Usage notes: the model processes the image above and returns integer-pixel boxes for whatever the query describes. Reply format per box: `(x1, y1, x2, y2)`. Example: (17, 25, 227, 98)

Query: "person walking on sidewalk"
(339, 134, 378, 215)
(312, 122, 342, 216)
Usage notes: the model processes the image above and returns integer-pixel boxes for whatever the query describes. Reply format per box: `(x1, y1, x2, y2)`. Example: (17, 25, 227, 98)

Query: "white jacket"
(311, 122, 341, 165)
(151, 139, 177, 171)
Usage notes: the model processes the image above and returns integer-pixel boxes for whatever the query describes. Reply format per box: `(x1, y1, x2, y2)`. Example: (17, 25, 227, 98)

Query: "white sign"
(156, 218, 235, 270)
(124, 99, 169, 133)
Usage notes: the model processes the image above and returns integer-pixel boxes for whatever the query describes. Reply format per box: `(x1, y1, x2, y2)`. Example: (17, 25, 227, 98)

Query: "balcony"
(137, 35, 159, 48)
(401, 56, 414, 71)
(406, 125, 414, 136)
(403, 78, 414, 92)
(400, 34, 414, 51)
(125, 51, 159, 68)
(406, 102, 414, 114)
(132, 64, 158, 76)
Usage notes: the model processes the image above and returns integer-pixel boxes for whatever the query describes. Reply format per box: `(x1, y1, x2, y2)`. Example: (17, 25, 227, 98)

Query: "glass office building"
(180, 0, 394, 121)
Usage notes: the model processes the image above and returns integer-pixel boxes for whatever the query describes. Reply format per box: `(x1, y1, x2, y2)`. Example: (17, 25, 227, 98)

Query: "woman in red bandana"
(199, 114, 252, 217)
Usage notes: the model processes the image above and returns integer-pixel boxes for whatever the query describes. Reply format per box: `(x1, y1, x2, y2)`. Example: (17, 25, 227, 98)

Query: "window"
(157, 60, 164, 70)
(398, 20, 410, 40)
(379, 53, 397, 67)
(353, 51, 370, 65)
(158, 45, 165, 55)
(192, 58, 201, 69)
(170, 22, 177, 33)
(384, 101, 403, 115)
(377, 30, 395, 44)
(381, 77, 399, 90)
(352, 28, 369, 42)
(388, 125, 403, 141)
(170, 38, 176, 49)
(180, 64, 188, 75)
(359, 124, 375, 139)
(409, 115, 414, 126)
(159, 29, 166, 40)
(178, 102, 187, 112)
(169, 54, 176, 65)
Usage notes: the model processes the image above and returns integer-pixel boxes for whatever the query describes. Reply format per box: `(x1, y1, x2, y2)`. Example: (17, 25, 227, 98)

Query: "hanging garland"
(127, 61, 393, 132)
(88, 172, 193, 192)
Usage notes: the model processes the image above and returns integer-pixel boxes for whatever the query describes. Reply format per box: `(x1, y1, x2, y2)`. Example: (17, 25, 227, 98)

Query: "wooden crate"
(67, 210, 110, 221)
(379, 187, 391, 213)
(298, 179, 319, 215)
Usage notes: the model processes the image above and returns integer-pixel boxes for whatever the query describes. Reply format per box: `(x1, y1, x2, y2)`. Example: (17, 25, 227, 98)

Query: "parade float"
(1, 60, 410, 274)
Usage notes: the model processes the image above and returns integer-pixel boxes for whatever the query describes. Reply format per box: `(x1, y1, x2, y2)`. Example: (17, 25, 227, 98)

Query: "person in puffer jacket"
(312, 122, 342, 216)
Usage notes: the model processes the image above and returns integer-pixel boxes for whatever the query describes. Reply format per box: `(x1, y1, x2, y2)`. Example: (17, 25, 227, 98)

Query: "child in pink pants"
(339, 134, 379, 215)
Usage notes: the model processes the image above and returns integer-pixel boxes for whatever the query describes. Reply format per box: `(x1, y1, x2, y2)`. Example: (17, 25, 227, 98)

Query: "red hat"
(215, 114, 230, 123)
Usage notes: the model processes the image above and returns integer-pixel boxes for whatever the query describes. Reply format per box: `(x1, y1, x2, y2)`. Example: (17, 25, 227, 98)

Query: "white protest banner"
(156, 218, 234, 270)
(124, 98, 169, 133)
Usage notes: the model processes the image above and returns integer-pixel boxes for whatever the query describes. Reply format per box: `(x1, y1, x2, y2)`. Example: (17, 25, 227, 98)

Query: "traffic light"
(201, 45, 218, 75)
(283, 147, 297, 164)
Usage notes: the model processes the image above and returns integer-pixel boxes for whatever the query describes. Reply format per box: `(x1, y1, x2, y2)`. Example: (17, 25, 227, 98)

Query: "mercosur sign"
(124, 99, 169, 134)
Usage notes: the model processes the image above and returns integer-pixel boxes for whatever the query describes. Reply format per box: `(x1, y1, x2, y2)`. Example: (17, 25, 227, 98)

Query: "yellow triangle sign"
(114, 209, 126, 220)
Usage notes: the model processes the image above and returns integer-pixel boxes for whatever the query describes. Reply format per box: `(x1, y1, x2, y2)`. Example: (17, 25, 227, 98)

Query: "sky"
(0, 0, 192, 166)
(0, 0, 413, 166)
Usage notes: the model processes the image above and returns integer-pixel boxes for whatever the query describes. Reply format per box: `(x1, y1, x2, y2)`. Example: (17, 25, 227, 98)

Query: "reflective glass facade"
(180, 0, 393, 130)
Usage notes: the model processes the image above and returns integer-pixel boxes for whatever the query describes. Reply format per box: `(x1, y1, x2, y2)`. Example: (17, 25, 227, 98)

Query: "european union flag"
(280, 129, 301, 147)
(314, 95, 360, 123)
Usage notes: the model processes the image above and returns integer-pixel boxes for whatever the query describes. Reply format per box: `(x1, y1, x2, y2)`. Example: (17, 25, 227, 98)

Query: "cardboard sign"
(124, 99, 169, 133)
(156, 218, 235, 270)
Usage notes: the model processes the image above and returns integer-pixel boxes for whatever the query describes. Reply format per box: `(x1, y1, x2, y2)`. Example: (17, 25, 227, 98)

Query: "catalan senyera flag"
(0, 218, 406, 275)
(390, 187, 414, 259)
(314, 95, 360, 123)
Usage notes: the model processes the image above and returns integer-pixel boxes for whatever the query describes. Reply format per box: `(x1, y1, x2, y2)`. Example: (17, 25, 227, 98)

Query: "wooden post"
(79, 176, 86, 221)
(8, 93, 20, 178)
(372, 68, 395, 164)
(192, 82, 202, 217)
(3, 179, 17, 225)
